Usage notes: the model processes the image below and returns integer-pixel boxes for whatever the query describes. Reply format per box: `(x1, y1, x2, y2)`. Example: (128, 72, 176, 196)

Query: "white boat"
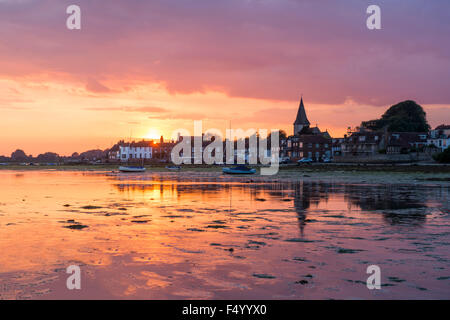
(119, 166, 146, 172)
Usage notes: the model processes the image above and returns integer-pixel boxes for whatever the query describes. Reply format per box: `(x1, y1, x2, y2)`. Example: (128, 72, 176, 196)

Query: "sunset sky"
(1, 0, 449, 156)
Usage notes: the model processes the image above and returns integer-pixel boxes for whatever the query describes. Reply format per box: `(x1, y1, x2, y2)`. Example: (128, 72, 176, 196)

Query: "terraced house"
(119, 140, 153, 162)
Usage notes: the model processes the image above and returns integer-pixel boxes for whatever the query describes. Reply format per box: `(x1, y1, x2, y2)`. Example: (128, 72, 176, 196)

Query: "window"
(316, 143, 319, 148)
(359, 136, 366, 142)
(299, 142, 303, 148)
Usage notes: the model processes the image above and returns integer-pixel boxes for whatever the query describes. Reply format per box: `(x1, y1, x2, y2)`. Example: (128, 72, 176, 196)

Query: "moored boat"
(166, 165, 181, 171)
(119, 166, 146, 172)
(222, 166, 256, 175)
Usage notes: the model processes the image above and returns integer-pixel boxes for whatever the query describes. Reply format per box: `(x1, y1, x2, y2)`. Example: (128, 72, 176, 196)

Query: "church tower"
(293, 97, 310, 135)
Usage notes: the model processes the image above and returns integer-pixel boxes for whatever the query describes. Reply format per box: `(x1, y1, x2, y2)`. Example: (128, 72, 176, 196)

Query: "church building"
(281, 97, 332, 161)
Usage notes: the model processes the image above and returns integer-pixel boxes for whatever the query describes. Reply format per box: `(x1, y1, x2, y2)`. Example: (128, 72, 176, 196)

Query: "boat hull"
(222, 168, 256, 175)
(119, 166, 146, 172)
(166, 166, 181, 171)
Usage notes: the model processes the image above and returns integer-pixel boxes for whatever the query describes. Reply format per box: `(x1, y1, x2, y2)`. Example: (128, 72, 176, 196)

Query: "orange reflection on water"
(0, 170, 448, 299)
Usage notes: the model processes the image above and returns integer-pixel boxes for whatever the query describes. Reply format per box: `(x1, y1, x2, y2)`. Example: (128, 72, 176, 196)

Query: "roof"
(310, 126, 321, 134)
(294, 97, 310, 126)
(435, 124, 450, 130)
(294, 134, 331, 143)
(389, 132, 428, 143)
(121, 140, 153, 148)
(346, 131, 381, 144)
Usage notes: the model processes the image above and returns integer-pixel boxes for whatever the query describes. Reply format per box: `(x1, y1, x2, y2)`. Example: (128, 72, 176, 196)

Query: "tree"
(267, 130, 287, 142)
(361, 100, 430, 132)
(36, 152, 60, 163)
(433, 147, 450, 163)
(11, 149, 29, 162)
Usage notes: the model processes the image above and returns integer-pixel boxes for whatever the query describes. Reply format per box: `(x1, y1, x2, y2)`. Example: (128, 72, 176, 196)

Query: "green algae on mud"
(1, 162, 450, 186)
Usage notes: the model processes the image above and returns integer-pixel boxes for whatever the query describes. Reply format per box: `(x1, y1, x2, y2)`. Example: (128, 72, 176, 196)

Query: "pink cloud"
(85, 79, 112, 93)
(86, 106, 166, 113)
(0, 0, 449, 107)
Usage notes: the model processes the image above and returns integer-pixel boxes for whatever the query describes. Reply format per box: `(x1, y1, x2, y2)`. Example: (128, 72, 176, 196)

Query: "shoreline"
(1, 163, 449, 186)
(1, 162, 449, 171)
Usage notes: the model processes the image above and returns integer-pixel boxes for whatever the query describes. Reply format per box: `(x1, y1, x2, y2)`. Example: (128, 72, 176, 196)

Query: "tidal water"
(0, 170, 449, 299)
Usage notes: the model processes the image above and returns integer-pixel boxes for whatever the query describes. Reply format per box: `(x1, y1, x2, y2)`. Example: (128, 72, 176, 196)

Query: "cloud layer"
(1, 0, 450, 106)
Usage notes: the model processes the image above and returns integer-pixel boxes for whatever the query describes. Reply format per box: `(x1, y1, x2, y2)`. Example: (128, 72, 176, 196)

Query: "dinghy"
(119, 166, 146, 173)
(166, 165, 181, 171)
(222, 165, 256, 175)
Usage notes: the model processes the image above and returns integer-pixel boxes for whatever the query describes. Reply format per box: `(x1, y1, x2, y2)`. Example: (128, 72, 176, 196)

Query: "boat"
(222, 165, 256, 175)
(119, 166, 146, 173)
(166, 165, 181, 171)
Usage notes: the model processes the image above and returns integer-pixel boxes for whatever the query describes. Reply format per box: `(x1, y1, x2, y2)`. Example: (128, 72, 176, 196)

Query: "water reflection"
(1, 171, 449, 299)
(112, 176, 449, 233)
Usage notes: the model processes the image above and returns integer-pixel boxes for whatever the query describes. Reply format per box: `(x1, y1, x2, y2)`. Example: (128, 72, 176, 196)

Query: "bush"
(400, 147, 409, 154)
(433, 147, 450, 163)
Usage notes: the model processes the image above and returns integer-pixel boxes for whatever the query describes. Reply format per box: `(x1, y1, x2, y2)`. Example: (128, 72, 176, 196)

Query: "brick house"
(386, 132, 428, 154)
(341, 130, 384, 156)
(281, 97, 332, 161)
(285, 134, 332, 161)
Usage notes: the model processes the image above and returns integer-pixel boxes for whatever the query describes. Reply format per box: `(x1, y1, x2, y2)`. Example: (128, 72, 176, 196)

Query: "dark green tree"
(433, 147, 450, 163)
(362, 100, 430, 132)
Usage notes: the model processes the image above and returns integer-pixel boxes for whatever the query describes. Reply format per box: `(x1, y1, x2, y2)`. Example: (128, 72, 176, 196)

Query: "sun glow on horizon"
(144, 128, 161, 140)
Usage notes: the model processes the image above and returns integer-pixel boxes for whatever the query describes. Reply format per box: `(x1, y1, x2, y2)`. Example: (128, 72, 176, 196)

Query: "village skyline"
(1, 95, 449, 157)
(2, 98, 449, 166)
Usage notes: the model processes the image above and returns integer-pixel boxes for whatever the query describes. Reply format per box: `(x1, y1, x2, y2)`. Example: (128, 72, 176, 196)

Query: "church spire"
(294, 97, 310, 126)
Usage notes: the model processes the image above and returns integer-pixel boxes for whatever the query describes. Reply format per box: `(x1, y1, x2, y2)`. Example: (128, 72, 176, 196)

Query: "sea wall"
(334, 153, 432, 163)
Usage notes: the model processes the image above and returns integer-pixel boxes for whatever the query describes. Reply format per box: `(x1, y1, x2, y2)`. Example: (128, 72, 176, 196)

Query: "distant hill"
(361, 100, 430, 132)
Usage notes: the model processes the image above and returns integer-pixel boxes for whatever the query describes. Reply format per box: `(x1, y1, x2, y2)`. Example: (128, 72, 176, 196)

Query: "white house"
(119, 141, 153, 162)
(428, 125, 450, 152)
(428, 137, 450, 152)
